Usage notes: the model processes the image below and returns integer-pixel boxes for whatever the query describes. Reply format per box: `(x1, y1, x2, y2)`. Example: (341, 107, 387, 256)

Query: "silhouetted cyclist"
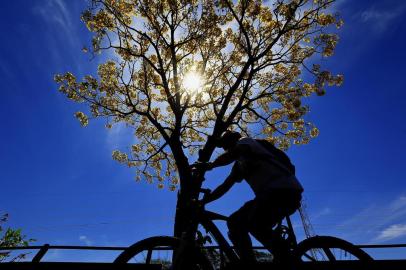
(201, 131, 304, 263)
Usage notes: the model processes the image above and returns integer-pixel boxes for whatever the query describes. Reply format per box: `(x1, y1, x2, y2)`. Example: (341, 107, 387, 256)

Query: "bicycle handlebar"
(190, 161, 212, 171)
(199, 188, 211, 195)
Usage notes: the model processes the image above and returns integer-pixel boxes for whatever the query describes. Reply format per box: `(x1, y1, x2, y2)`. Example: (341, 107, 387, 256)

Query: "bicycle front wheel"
(294, 236, 373, 261)
(114, 236, 213, 270)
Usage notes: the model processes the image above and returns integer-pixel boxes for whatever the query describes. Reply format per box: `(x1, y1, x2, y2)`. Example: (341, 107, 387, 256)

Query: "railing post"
(146, 249, 153, 264)
(32, 244, 50, 262)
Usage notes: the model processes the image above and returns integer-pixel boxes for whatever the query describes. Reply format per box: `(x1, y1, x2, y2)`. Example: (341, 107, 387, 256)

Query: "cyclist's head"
(216, 130, 241, 150)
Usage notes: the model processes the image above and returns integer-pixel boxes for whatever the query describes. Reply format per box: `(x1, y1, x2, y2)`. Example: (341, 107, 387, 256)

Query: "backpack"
(256, 139, 296, 175)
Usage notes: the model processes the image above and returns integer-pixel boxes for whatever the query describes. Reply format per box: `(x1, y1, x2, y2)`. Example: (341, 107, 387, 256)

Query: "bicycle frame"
(199, 209, 240, 263)
(182, 183, 299, 266)
(197, 206, 298, 264)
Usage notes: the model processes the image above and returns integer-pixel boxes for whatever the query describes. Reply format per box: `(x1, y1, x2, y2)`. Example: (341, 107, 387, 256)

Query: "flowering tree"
(55, 0, 343, 236)
(0, 213, 34, 262)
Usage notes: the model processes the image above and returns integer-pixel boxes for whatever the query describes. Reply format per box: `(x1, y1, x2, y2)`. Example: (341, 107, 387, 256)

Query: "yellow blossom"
(74, 111, 88, 127)
(310, 127, 320, 138)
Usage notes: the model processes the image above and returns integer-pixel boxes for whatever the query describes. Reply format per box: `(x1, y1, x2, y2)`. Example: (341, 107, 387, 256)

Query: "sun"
(183, 71, 203, 93)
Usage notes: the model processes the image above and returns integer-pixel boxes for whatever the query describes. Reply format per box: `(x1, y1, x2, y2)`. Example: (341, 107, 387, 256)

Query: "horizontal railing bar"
(357, 244, 406, 248)
(0, 246, 127, 251)
(1, 243, 406, 251)
(1, 260, 406, 270)
(0, 262, 161, 270)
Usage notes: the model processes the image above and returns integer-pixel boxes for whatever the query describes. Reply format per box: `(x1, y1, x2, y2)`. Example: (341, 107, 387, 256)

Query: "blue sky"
(1, 0, 405, 261)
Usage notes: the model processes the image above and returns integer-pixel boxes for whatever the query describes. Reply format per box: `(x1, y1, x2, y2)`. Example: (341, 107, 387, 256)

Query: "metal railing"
(1, 243, 406, 260)
(1, 243, 405, 270)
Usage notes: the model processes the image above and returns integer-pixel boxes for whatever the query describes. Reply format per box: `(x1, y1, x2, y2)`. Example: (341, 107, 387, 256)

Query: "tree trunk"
(171, 130, 225, 269)
(172, 134, 219, 238)
(173, 174, 201, 239)
(172, 175, 203, 270)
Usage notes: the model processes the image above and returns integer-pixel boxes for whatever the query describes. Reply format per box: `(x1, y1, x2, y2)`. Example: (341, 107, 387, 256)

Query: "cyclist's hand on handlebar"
(200, 188, 212, 204)
(191, 161, 214, 171)
(197, 199, 207, 207)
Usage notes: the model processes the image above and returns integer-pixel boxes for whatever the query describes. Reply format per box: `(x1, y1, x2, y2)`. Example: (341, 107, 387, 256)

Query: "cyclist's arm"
(204, 164, 243, 203)
(210, 144, 249, 169)
(204, 175, 237, 204)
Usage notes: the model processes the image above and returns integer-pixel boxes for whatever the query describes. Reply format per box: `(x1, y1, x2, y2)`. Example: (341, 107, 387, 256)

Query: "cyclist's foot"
(226, 260, 258, 270)
(272, 252, 296, 268)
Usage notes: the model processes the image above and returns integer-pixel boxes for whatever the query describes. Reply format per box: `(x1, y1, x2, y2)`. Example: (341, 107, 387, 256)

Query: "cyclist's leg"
(227, 200, 257, 263)
(249, 190, 302, 261)
(248, 199, 283, 250)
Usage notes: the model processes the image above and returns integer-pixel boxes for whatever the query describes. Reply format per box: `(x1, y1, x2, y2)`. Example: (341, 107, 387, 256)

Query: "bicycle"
(114, 187, 373, 269)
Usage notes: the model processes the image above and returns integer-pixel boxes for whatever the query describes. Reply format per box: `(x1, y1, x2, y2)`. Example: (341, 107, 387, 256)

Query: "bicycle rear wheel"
(294, 236, 373, 261)
(114, 236, 213, 270)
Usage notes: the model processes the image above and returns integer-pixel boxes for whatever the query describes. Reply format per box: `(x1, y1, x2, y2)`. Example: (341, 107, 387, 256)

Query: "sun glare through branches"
(183, 70, 203, 94)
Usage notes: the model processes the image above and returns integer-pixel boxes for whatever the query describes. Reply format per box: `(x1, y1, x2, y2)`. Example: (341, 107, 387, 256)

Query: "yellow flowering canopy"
(55, 0, 343, 191)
